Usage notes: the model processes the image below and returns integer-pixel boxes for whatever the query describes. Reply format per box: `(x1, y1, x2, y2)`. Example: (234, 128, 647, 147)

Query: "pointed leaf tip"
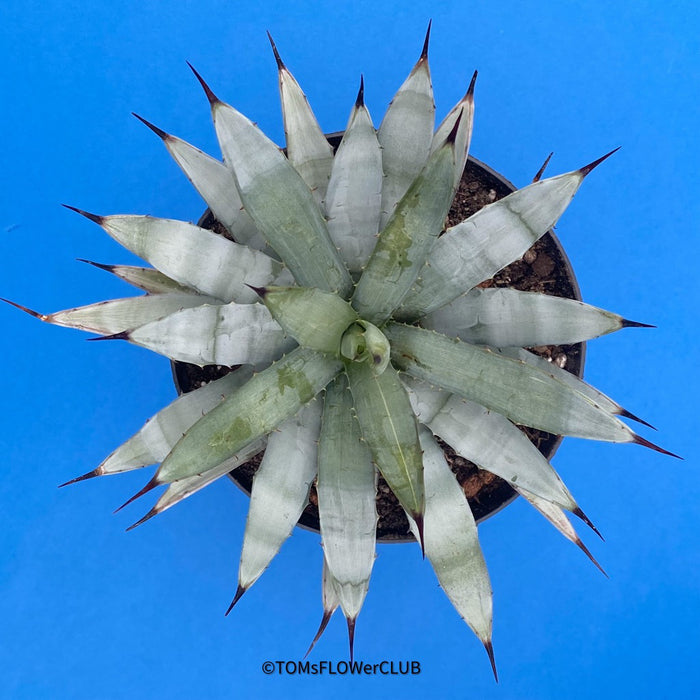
(86, 331, 130, 342)
(58, 469, 99, 488)
(420, 19, 432, 60)
(125, 507, 158, 532)
(413, 512, 426, 558)
(61, 204, 104, 225)
(576, 538, 608, 578)
(533, 152, 554, 183)
(618, 408, 656, 431)
(113, 475, 159, 513)
(266, 31, 285, 69)
(186, 62, 219, 105)
(346, 617, 356, 663)
(76, 258, 114, 273)
(484, 640, 498, 682)
(0, 298, 46, 321)
(244, 283, 267, 297)
(304, 610, 333, 659)
(355, 75, 365, 108)
(572, 506, 604, 541)
(633, 435, 682, 459)
(225, 584, 247, 616)
(467, 69, 478, 98)
(621, 318, 655, 329)
(132, 112, 169, 141)
(579, 146, 621, 177)
(445, 109, 462, 145)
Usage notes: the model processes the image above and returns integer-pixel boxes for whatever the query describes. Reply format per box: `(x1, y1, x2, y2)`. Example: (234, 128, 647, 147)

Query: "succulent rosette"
(6, 26, 676, 675)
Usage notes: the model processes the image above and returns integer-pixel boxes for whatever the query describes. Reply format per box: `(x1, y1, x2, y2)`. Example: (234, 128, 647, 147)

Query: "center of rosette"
(339, 320, 391, 375)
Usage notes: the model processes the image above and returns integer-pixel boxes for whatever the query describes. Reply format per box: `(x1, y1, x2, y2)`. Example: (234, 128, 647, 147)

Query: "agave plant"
(7, 26, 676, 676)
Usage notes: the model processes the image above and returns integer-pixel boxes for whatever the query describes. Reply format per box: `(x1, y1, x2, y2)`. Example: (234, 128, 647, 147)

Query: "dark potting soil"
(173, 155, 584, 541)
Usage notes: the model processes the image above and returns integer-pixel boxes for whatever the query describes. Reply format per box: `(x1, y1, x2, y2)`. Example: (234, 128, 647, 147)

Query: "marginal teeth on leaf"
(495, 347, 655, 430)
(99, 215, 284, 303)
(345, 362, 424, 541)
(386, 323, 639, 444)
(377, 26, 435, 230)
(397, 169, 587, 318)
(211, 93, 352, 295)
(352, 135, 456, 324)
(411, 380, 578, 510)
(406, 428, 493, 650)
(318, 374, 376, 621)
(78, 259, 199, 295)
(95, 367, 255, 476)
(123, 302, 293, 367)
(130, 437, 266, 531)
(26, 294, 218, 336)
(271, 33, 334, 209)
(157, 347, 340, 483)
(237, 402, 322, 594)
(422, 287, 635, 347)
(134, 114, 268, 252)
(324, 81, 382, 273)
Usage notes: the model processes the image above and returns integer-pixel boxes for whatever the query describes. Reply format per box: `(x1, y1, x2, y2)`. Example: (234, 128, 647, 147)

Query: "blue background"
(1, 1, 697, 698)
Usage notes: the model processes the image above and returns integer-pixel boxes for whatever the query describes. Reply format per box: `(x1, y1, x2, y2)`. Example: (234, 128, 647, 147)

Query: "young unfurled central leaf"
(339, 320, 391, 375)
